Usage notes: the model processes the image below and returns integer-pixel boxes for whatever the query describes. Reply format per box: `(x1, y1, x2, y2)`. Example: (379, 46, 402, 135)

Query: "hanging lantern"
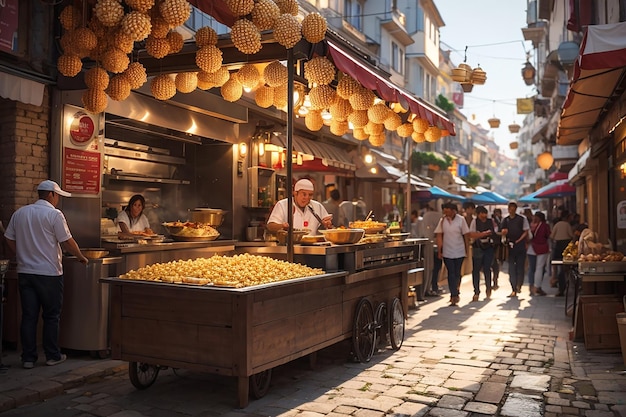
(470, 66, 487, 85)
(451, 63, 472, 83)
(537, 151, 554, 170)
(508, 122, 520, 133)
(488, 117, 501, 128)
(521, 61, 536, 86)
(460, 83, 474, 93)
(509, 141, 519, 150)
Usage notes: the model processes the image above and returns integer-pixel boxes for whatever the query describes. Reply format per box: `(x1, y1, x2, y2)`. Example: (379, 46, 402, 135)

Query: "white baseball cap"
(37, 180, 71, 197)
(294, 179, 314, 192)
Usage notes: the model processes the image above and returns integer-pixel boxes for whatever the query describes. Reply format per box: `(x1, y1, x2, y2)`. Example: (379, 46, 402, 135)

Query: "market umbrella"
(518, 191, 541, 204)
(412, 186, 466, 202)
(468, 191, 509, 205)
(535, 179, 575, 198)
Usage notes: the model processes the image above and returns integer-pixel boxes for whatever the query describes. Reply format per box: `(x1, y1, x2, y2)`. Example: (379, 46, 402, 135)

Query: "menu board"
(62, 106, 103, 195)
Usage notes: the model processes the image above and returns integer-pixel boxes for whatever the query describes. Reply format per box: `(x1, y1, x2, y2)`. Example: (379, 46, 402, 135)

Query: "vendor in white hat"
(266, 178, 333, 235)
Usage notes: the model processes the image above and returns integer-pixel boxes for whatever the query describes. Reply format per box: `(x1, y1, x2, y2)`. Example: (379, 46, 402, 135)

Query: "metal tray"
(171, 234, 220, 242)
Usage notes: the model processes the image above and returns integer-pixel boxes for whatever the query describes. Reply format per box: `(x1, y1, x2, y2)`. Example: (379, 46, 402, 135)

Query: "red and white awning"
(557, 21, 626, 145)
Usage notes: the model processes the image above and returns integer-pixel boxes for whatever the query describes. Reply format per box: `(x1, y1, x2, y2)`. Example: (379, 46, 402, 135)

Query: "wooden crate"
(580, 295, 625, 350)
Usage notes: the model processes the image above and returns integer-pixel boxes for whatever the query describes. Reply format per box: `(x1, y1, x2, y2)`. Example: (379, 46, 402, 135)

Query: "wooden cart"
(103, 262, 409, 408)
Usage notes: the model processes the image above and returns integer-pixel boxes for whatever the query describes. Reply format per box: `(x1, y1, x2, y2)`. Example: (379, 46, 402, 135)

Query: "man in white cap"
(4, 180, 88, 369)
(267, 178, 333, 235)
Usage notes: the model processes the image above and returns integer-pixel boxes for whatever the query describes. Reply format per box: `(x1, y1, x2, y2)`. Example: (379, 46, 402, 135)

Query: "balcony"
(381, 9, 413, 46)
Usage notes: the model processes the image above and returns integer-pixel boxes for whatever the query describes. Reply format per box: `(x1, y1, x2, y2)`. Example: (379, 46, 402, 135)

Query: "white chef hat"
(294, 179, 314, 192)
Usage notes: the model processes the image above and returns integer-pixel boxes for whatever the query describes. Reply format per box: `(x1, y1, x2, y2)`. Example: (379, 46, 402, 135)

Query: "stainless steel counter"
(102, 239, 236, 253)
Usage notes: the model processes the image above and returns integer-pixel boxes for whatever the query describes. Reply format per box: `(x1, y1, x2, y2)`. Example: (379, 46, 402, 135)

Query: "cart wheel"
(128, 361, 159, 390)
(352, 298, 375, 363)
(249, 369, 272, 399)
(389, 297, 405, 350)
(374, 301, 388, 348)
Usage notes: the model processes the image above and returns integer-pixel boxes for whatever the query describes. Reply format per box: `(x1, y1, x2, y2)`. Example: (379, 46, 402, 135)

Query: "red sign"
(63, 147, 101, 195)
(69, 112, 96, 145)
(0, 0, 19, 54)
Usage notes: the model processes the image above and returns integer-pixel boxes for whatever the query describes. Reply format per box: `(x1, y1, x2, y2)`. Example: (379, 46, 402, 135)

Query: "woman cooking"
(116, 194, 154, 237)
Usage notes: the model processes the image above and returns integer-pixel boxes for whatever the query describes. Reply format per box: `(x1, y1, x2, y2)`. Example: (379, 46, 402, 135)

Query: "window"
(345, 0, 362, 30)
(391, 42, 403, 74)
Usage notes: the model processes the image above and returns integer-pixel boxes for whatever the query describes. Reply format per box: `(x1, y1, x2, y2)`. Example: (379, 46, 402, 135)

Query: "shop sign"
(0, 0, 18, 54)
(69, 111, 96, 145)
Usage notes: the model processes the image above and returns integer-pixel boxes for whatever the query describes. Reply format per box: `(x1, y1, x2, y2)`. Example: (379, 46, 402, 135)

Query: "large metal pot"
(189, 208, 227, 227)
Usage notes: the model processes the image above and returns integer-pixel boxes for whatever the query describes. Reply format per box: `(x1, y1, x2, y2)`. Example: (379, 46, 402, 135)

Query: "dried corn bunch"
(330, 98, 352, 121)
(113, 30, 135, 54)
(195, 45, 223, 73)
(221, 77, 243, 102)
(122, 12, 152, 42)
(101, 48, 130, 73)
(94, 0, 124, 27)
(301, 12, 327, 44)
(236, 63, 261, 90)
(396, 122, 413, 138)
(200, 66, 230, 87)
(305, 110, 324, 131)
(364, 121, 384, 136)
(123, 62, 147, 89)
(84, 67, 110, 90)
(89, 39, 109, 62)
(151, 74, 177, 100)
(352, 127, 368, 140)
(175, 72, 198, 93)
(440, 129, 450, 137)
(252, 0, 280, 31)
(225, 0, 255, 16)
(383, 111, 402, 131)
(349, 87, 375, 110)
(150, 15, 171, 38)
(412, 117, 428, 134)
(126, 0, 155, 13)
(88, 15, 108, 39)
(273, 13, 301, 49)
(159, 0, 191, 27)
(263, 60, 287, 87)
(275, 0, 298, 15)
(106, 74, 132, 101)
(231, 18, 262, 55)
(167, 30, 184, 53)
(368, 134, 385, 147)
(57, 54, 82, 77)
(424, 126, 442, 142)
(336, 74, 360, 99)
(59, 31, 75, 55)
(59, 5, 82, 31)
(304, 56, 335, 86)
(196, 71, 215, 90)
(330, 120, 349, 136)
(347, 109, 369, 128)
(309, 84, 336, 110)
(146, 35, 170, 58)
(195, 26, 218, 47)
(254, 85, 274, 108)
(273, 84, 288, 108)
(411, 131, 425, 143)
(82, 88, 108, 113)
(367, 103, 390, 124)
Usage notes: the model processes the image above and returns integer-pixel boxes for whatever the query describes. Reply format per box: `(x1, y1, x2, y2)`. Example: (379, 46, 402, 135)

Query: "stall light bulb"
(259, 142, 265, 156)
(239, 142, 247, 157)
(369, 166, 378, 174)
(364, 153, 373, 164)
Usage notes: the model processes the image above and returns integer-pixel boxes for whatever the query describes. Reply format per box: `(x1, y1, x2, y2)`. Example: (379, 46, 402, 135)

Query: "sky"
(435, 0, 537, 157)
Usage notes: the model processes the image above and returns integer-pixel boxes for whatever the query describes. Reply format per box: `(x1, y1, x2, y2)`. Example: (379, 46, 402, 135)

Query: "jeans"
(508, 246, 526, 292)
(431, 248, 443, 292)
(18, 273, 64, 363)
(472, 247, 494, 295)
(527, 253, 549, 289)
(443, 257, 464, 297)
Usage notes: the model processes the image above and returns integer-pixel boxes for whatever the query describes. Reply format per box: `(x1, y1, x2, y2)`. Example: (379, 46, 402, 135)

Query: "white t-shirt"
(116, 210, 151, 232)
(267, 199, 329, 235)
(434, 214, 469, 259)
(4, 200, 72, 276)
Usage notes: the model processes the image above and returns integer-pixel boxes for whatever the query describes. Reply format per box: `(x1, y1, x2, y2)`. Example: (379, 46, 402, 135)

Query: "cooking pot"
(189, 208, 227, 227)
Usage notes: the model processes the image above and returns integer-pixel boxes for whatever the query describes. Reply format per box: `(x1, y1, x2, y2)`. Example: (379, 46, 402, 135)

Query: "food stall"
(103, 235, 421, 407)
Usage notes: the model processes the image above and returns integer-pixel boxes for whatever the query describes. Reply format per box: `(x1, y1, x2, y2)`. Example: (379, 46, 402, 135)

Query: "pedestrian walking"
(501, 201, 530, 297)
(491, 208, 504, 290)
(434, 202, 470, 306)
(527, 211, 551, 296)
(3, 180, 88, 369)
(469, 206, 496, 300)
(550, 210, 574, 296)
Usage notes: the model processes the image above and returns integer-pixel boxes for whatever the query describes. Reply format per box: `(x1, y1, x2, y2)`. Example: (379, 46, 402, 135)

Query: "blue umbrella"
(412, 186, 466, 202)
(479, 191, 510, 204)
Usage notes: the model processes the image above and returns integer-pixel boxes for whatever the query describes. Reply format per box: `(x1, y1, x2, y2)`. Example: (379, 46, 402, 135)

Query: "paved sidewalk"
(0, 274, 625, 416)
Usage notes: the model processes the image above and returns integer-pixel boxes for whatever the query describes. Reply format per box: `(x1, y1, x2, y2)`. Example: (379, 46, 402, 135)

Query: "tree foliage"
(435, 94, 455, 113)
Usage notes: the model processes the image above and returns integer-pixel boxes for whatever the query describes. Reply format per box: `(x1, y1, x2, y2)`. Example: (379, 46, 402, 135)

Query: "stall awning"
(271, 135, 356, 171)
(326, 40, 455, 136)
(0, 72, 45, 106)
(557, 22, 626, 145)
